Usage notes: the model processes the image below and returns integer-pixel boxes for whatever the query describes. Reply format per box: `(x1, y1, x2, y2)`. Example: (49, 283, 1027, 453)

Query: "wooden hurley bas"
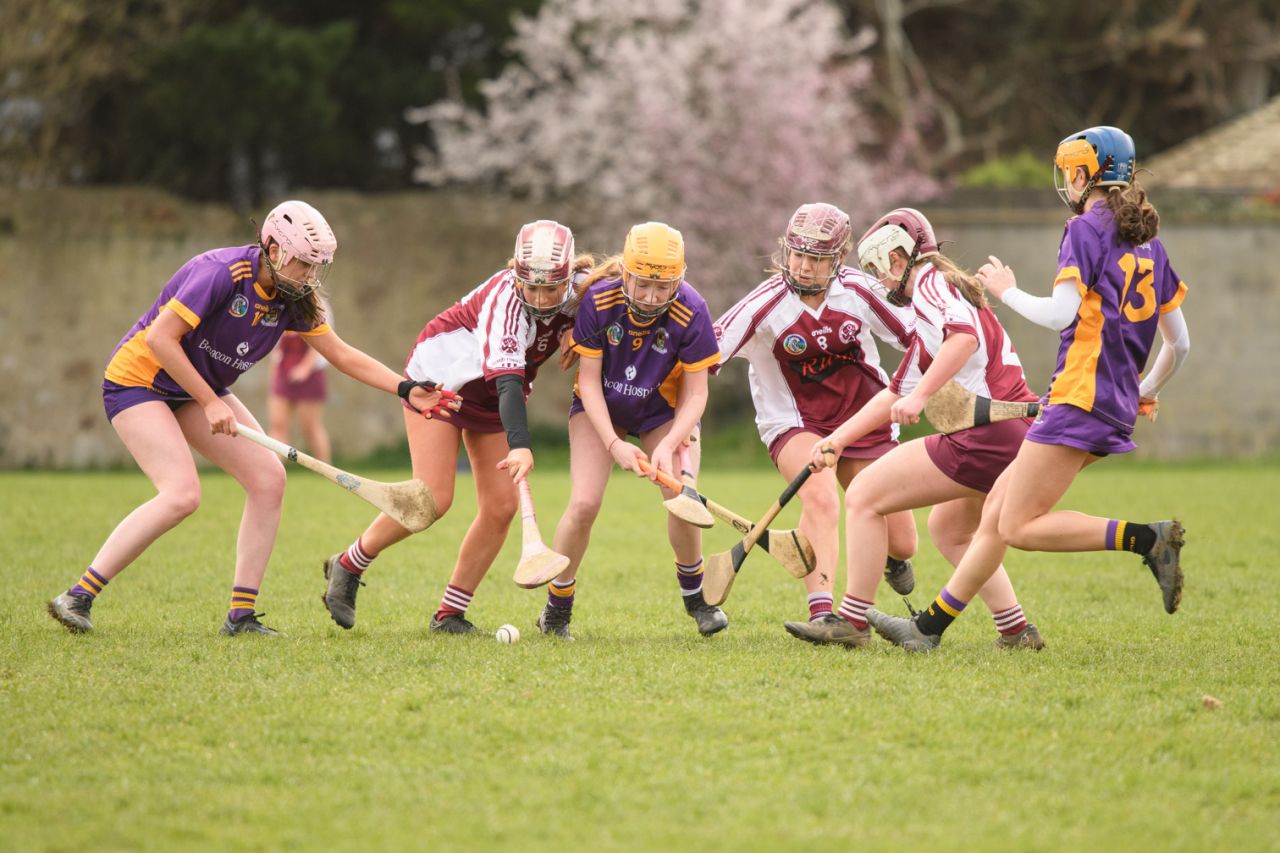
(236, 423, 438, 532)
(923, 381, 1041, 435)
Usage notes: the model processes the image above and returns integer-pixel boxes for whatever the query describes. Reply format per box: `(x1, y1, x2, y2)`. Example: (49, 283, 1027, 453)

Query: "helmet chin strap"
(884, 237, 923, 307)
(256, 236, 319, 301)
(1070, 154, 1114, 215)
(783, 249, 839, 296)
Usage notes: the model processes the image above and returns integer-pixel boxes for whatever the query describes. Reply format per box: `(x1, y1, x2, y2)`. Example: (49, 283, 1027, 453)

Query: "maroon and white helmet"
(512, 219, 575, 318)
(781, 203, 852, 294)
(857, 208, 938, 307)
(259, 200, 337, 297)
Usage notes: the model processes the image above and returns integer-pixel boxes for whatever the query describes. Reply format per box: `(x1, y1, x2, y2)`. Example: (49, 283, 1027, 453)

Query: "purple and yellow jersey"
(103, 245, 330, 396)
(1047, 206, 1187, 430)
(568, 278, 720, 434)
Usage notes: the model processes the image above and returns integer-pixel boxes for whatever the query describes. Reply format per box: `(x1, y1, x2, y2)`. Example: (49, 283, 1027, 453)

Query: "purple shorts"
(1025, 403, 1136, 455)
(101, 381, 228, 423)
(767, 427, 896, 467)
(925, 417, 1031, 493)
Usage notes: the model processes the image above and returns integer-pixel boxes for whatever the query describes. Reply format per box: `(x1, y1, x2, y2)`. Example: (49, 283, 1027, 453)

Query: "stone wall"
(0, 187, 1271, 467)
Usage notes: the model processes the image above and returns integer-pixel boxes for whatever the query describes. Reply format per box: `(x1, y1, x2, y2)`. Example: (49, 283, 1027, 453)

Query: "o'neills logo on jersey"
(783, 334, 807, 355)
(229, 295, 249, 318)
(606, 324, 624, 346)
(625, 365, 638, 381)
(839, 320, 858, 344)
(198, 338, 256, 371)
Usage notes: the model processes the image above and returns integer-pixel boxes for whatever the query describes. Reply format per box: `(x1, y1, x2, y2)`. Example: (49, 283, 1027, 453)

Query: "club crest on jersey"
(839, 320, 858, 344)
(606, 323, 624, 346)
(500, 335, 520, 354)
(783, 334, 807, 355)
(625, 365, 638, 381)
(229, 295, 249, 318)
(653, 328, 669, 354)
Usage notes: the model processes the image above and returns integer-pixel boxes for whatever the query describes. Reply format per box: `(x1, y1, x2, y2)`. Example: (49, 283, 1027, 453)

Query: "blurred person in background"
(268, 298, 333, 463)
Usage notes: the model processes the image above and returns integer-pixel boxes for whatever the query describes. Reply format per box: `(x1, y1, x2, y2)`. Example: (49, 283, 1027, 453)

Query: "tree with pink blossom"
(408, 0, 935, 301)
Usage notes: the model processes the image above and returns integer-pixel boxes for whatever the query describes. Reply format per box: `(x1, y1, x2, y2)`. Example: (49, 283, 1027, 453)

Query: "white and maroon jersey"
(404, 268, 580, 412)
(714, 267, 914, 450)
(890, 262, 1037, 404)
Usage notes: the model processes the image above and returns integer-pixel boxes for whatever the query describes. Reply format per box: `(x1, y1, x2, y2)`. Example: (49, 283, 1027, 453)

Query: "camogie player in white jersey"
(318, 220, 592, 635)
(783, 208, 1045, 650)
(714, 203, 919, 627)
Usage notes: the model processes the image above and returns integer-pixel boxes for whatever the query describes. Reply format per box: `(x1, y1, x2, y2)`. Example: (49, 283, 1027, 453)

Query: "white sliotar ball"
(495, 624, 520, 644)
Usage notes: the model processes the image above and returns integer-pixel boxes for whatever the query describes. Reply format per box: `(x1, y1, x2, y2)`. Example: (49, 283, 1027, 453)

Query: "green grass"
(2, 460, 1279, 851)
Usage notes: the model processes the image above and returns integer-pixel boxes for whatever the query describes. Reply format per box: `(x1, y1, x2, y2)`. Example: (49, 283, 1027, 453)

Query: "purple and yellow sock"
(68, 568, 108, 599)
(548, 578, 576, 610)
(229, 586, 258, 622)
(915, 587, 967, 636)
(676, 559, 704, 596)
(1105, 520, 1158, 555)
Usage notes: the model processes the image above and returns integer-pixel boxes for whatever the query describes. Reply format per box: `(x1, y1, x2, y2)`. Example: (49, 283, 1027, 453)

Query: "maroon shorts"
(401, 396, 504, 434)
(270, 369, 326, 402)
(767, 426, 897, 467)
(924, 417, 1032, 493)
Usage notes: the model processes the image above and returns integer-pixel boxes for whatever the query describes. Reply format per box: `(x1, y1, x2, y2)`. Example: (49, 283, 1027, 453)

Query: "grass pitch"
(2, 459, 1278, 850)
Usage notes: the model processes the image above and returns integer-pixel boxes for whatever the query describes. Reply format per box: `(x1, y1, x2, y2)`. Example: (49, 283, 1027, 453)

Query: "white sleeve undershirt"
(1138, 307, 1190, 399)
(999, 282, 1083, 331)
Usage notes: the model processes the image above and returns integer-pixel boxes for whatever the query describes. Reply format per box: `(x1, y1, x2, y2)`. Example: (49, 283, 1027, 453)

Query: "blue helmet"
(1054, 126, 1136, 211)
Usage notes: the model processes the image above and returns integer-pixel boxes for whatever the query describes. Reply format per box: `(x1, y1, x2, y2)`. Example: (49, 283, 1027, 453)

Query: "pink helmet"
(512, 219, 575, 318)
(259, 200, 337, 296)
(856, 207, 938, 307)
(781, 202, 851, 295)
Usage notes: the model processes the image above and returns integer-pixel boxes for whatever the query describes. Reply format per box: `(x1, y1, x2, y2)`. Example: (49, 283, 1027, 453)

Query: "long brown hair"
(918, 251, 987, 309)
(288, 288, 326, 328)
(577, 254, 624, 295)
(1103, 176, 1160, 245)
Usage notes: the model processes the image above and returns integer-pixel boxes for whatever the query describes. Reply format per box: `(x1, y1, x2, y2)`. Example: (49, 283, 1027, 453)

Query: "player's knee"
(432, 492, 454, 518)
(927, 513, 967, 554)
(161, 485, 202, 521)
(480, 494, 518, 526)
(996, 514, 1030, 549)
(800, 489, 840, 525)
(889, 524, 919, 560)
(563, 498, 601, 529)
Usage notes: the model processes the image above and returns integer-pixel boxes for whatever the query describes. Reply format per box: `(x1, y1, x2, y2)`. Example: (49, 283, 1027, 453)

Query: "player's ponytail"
(578, 254, 625, 294)
(1105, 177, 1160, 245)
(921, 252, 987, 310)
(569, 254, 597, 300)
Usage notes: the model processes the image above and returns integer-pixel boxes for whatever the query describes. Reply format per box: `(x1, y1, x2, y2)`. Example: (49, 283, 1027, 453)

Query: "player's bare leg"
(776, 432, 841, 620)
(267, 394, 292, 446)
(296, 401, 331, 464)
(428, 429, 518, 634)
(840, 455, 918, 595)
(322, 411, 460, 629)
(928, 497, 1043, 649)
(642, 423, 726, 636)
(49, 401, 201, 633)
(179, 395, 285, 635)
(539, 413, 615, 639)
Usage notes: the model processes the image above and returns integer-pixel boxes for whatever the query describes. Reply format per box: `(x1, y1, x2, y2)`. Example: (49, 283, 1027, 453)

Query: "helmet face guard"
(622, 222, 685, 318)
(857, 208, 937, 308)
(513, 220, 575, 318)
(259, 200, 337, 300)
(1053, 126, 1136, 214)
(781, 203, 851, 295)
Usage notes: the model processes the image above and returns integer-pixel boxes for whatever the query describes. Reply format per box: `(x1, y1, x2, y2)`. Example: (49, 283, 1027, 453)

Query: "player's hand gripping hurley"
(234, 423, 439, 532)
(511, 480, 572, 588)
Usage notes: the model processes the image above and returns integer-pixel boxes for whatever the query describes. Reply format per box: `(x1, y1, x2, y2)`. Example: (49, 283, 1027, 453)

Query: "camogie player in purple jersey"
(533, 222, 727, 640)
(783, 208, 1045, 650)
(46, 201, 453, 637)
(319, 220, 592, 635)
(714, 203, 919, 628)
(869, 127, 1191, 652)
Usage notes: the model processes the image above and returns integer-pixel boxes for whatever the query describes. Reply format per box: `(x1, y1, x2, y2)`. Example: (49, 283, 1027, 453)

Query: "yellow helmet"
(622, 222, 686, 282)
